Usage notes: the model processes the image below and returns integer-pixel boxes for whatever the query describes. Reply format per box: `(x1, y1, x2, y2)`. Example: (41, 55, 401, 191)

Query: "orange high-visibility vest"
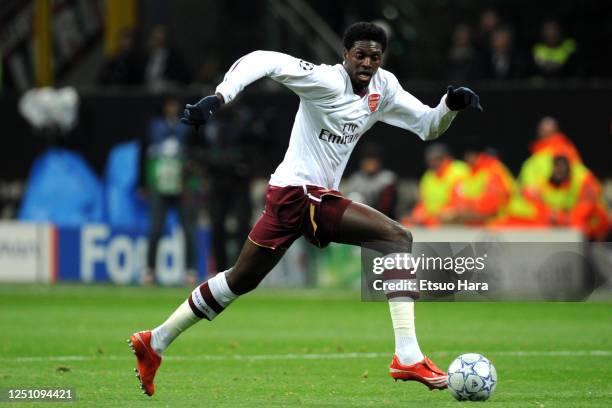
(453, 154, 515, 218)
(539, 167, 610, 239)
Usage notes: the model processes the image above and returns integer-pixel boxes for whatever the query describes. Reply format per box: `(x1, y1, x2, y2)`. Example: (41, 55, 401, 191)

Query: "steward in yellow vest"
(533, 155, 609, 240)
(403, 144, 469, 226)
(518, 117, 581, 190)
(532, 19, 577, 77)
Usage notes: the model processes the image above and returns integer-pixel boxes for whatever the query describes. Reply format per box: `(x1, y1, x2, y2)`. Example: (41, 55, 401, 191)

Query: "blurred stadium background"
(0, 0, 611, 288)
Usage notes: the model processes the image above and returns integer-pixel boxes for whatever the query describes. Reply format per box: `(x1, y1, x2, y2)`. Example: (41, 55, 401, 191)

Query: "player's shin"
(383, 253, 424, 366)
(389, 300, 424, 365)
(150, 270, 238, 354)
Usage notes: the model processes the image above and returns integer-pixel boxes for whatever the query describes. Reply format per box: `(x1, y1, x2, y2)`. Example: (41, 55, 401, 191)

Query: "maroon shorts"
(248, 185, 352, 250)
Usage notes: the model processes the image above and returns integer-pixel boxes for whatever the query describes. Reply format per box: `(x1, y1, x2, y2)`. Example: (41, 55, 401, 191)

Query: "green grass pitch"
(0, 284, 611, 407)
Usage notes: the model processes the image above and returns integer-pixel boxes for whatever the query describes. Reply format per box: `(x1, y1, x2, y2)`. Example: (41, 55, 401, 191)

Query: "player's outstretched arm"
(181, 50, 327, 128)
(217, 50, 330, 104)
(381, 79, 483, 142)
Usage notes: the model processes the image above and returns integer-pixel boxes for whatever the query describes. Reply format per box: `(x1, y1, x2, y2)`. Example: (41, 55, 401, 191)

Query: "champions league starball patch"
(368, 93, 381, 112)
(299, 60, 314, 71)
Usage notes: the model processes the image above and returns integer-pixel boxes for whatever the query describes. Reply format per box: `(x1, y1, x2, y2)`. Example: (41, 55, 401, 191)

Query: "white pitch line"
(1, 350, 611, 363)
(486, 350, 612, 357)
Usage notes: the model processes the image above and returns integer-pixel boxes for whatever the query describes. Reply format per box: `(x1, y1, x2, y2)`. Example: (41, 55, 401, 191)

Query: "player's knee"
(387, 223, 413, 249)
(225, 267, 259, 295)
(228, 283, 254, 296)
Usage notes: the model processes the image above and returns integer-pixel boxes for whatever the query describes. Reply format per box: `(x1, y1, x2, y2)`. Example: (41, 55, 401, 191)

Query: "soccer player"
(128, 22, 482, 396)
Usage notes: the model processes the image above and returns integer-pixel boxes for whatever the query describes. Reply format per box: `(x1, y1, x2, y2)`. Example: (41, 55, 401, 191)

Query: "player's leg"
(150, 239, 285, 354)
(334, 202, 447, 389)
(335, 202, 423, 362)
(129, 239, 285, 396)
(132, 183, 304, 395)
(335, 201, 411, 248)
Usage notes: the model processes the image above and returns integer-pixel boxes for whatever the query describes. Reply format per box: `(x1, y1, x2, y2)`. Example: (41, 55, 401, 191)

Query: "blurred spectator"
(344, 143, 398, 219)
(474, 9, 502, 55)
(532, 19, 577, 77)
(448, 24, 483, 80)
(143, 25, 191, 92)
(498, 119, 609, 238)
(529, 155, 608, 240)
(446, 148, 515, 225)
(519, 116, 581, 189)
(483, 27, 526, 79)
(139, 97, 199, 284)
(0, 53, 5, 92)
(402, 144, 469, 227)
(202, 105, 266, 271)
(97, 29, 143, 86)
(193, 59, 222, 86)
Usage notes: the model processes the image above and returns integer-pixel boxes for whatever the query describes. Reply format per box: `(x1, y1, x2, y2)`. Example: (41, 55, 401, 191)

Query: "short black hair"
(343, 22, 387, 52)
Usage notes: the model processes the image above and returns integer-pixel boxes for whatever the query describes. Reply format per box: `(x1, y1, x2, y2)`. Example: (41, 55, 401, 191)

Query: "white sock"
(151, 271, 238, 354)
(380, 252, 424, 366)
(151, 300, 199, 355)
(389, 300, 424, 365)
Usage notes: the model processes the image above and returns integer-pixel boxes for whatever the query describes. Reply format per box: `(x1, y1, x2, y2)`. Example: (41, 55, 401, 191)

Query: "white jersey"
(216, 51, 457, 190)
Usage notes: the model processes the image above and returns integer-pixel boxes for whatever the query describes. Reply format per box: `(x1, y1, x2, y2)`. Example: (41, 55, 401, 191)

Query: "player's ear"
(342, 48, 349, 61)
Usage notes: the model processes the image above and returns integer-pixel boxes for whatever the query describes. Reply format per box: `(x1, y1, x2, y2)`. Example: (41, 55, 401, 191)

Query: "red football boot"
(389, 355, 448, 390)
(128, 331, 162, 396)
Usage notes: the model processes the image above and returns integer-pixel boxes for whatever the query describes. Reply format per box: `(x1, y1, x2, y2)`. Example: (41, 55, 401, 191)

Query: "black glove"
(445, 86, 483, 112)
(181, 95, 222, 127)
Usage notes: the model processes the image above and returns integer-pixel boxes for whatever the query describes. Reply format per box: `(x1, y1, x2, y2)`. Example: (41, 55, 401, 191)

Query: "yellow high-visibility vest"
(533, 39, 576, 67)
(539, 163, 589, 211)
(419, 160, 469, 215)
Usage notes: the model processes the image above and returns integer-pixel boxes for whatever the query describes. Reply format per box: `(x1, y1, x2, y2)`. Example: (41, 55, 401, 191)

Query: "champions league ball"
(447, 353, 497, 401)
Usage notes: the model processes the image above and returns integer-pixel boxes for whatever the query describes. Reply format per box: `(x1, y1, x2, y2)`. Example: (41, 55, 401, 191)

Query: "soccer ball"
(447, 353, 497, 401)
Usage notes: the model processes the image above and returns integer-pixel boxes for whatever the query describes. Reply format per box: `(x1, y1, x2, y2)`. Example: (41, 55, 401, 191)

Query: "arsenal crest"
(368, 93, 381, 112)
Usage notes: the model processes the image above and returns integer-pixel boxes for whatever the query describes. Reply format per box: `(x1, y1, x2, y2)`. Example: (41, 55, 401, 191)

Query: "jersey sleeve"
(380, 73, 457, 141)
(215, 51, 337, 103)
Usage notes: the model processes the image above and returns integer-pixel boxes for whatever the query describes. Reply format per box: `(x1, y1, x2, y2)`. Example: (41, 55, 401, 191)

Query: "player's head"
(342, 22, 387, 92)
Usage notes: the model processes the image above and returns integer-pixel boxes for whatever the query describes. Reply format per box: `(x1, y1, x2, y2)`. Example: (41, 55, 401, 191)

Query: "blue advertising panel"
(57, 225, 210, 285)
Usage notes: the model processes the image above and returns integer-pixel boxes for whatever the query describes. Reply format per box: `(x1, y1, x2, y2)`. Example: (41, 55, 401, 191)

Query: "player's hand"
(445, 86, 483, 112)
(181, 95, 222, 127)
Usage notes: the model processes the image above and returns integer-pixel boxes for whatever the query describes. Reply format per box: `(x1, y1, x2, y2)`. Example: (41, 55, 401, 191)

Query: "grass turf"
(0, 284, 610, 407)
